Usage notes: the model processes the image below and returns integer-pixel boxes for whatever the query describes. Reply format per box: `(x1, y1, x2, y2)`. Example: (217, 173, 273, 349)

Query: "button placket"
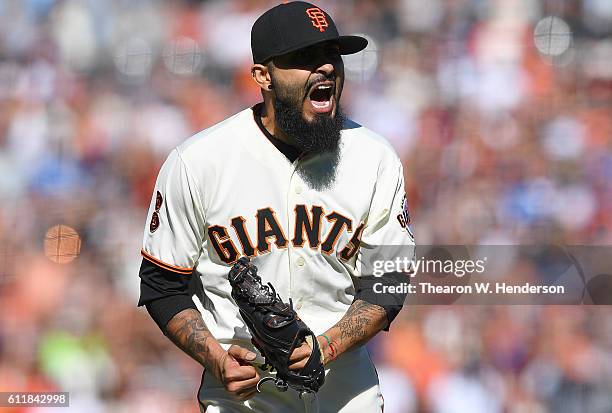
(287, 163, 300, 299)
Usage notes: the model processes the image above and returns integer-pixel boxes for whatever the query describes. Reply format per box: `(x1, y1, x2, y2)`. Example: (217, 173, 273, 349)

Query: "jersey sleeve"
(141, 149, 206, 273)
(360, 158, 414, 249)
(353, 156, 415, 330)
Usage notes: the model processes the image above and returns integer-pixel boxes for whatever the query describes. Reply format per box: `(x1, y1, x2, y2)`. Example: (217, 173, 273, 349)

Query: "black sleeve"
(353, 272, 408, 331)
(138, 258, 198, 330)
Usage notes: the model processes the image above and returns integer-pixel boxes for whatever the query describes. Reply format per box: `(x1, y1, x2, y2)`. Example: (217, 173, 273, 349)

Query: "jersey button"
(295, 186, 303, 194)
(296, 257, 305, 266)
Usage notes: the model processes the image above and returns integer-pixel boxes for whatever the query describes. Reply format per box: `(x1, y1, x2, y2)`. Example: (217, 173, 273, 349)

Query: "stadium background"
(0, 0, 611, 412)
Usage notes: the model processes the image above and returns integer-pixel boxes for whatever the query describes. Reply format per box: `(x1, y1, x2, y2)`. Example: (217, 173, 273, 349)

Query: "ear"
(251, 63, 272, 92)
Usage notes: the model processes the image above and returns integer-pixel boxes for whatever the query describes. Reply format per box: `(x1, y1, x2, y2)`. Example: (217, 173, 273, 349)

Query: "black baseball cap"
(251, 1, 368, 64)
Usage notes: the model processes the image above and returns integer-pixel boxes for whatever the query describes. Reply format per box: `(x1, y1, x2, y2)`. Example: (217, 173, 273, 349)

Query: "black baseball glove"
(228, 257, 325, 394)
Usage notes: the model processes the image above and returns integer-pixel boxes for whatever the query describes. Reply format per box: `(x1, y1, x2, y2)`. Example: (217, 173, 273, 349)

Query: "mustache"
(304, 74, 335, 93)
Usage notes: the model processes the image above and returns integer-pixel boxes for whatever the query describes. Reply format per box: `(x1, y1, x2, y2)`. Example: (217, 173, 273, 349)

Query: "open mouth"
(307, 82, 334, 113)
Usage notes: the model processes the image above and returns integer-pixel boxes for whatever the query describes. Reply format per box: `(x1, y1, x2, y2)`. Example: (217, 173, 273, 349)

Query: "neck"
(260, 98, 296, 147)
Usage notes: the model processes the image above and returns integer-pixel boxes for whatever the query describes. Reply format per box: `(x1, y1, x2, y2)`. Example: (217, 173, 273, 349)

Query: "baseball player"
(138, 2, 415, 412)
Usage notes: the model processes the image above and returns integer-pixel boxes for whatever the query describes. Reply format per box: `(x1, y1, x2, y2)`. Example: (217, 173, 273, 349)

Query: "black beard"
(272, 80, 345, 155)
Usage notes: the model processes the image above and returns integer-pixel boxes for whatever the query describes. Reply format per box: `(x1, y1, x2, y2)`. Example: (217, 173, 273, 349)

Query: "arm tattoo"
(333, 300, 387, 349)
(164, 308, 214, 366)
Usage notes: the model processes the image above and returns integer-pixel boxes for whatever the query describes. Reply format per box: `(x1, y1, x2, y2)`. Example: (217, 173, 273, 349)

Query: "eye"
(286, 43, 341, 67)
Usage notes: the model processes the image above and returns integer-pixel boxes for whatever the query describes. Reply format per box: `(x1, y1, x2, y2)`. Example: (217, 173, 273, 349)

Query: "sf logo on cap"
(306, 7, 328, 32)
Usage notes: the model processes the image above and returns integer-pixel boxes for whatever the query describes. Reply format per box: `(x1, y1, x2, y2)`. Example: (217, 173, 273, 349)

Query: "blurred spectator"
(0, 0, 610, 411)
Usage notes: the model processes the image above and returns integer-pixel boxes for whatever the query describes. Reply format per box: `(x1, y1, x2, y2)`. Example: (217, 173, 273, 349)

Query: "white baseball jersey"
(141, 105, 414, 348)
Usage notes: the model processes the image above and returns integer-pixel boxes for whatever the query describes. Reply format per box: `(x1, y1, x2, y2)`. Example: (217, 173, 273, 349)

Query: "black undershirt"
(138, 258, 199, 330)
(252, 103, 302, 163)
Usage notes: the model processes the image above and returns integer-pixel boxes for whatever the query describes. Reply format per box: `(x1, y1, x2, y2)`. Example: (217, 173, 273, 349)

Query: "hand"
(213, 345, 261, 400)
(289, 336, 327, 370)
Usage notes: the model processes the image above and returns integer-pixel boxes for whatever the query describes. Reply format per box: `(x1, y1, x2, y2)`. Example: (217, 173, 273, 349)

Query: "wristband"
(328, 340, 338, 362)
(318, 334, 332, 346)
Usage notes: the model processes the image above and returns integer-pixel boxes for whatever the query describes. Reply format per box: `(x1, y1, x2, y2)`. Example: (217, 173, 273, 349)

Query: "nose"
(316, 62, 335, 77)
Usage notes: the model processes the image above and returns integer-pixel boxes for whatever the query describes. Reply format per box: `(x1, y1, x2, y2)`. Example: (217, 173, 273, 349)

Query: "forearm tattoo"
(165, 308, 214, 366)
(333, 300, 387, 350)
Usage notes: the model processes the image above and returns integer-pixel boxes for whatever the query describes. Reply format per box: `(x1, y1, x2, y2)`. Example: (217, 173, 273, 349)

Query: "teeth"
(312, 100, 331, 109)
(316, 84, 332, 90)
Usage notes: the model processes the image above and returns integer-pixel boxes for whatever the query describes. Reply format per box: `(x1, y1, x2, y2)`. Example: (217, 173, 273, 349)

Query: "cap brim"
(263, 35, 368, 64)
(338, 35, 368, 55)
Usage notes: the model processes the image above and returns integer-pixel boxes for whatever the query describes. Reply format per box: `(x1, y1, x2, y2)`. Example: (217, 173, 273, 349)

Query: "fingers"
(289, 341, 312, 362)
(229, 374, 260, 400)
(221, 352, 261, 400)
(227, 344, 257, 363)
(289, 359, 308, 370)
(288, 341, 312, 371)
(223, 362, 259, 382)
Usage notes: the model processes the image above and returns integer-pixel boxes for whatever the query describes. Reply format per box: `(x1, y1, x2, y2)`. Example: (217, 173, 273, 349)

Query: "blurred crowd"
(0, 0, 611, 412)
